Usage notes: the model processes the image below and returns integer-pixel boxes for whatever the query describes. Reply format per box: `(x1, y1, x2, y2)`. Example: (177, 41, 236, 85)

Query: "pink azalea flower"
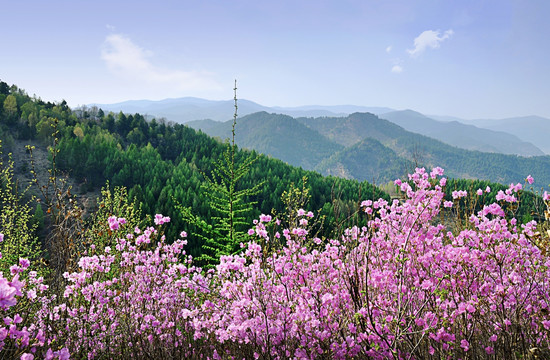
(361, 200, 373, 207)
(430, 166, 444, 179)
(56, 348, 70, 360)
(259, 214, 272, 222)
(154, 214, 170, 225)
(108, 216, 120, 230)
(0, 277, 17, 308)
(452, 190, 467, 199)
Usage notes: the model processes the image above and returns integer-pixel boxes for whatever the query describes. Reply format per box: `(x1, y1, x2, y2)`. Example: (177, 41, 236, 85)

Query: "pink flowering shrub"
(3, 168, 550, 359)
(0, 235, 68, 359)
(195, 168, 550, 359)
(44, 217, 212, 359)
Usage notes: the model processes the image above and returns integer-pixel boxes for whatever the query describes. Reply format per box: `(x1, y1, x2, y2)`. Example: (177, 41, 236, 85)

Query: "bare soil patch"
(6, 138, 101, 212)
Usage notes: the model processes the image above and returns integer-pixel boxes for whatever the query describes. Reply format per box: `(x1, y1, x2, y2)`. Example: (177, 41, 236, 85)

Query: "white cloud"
(101, 34, 220, 92)
(407, 29, 454, 57)
(386, 46, 392, 53)
(391, 65, 403, 73)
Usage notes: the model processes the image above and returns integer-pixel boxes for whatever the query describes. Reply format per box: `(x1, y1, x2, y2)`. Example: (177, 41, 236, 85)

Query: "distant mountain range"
(189, 111, 550, 188)
(90, 98, 394, 123)
(90, 97, 549, 158)
(460, 116, 550, 155)
(379, 110, 544, 157)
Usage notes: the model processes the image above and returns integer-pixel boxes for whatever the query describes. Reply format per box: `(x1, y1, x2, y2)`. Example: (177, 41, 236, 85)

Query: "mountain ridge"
(380, 110, 544, 157)
(89, 98, 395, 123)
(89, 97, 549, 157)
(201, 112, 344, 170)
(190, 111, 550, 188)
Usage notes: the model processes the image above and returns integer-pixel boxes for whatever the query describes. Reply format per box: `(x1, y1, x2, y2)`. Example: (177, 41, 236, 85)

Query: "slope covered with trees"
(198, 111, 344, 170)
(195, 111, 550, 189)
(0, 79, 388, 257)
(315, 137, 414, 183)
(3, 79, 550, 359)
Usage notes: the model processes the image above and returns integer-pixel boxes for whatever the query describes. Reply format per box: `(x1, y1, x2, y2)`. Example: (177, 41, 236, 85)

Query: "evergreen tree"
(178, 81, 263, 267)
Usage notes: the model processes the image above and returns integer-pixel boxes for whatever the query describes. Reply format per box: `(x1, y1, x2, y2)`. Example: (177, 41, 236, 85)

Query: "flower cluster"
(107, 215, 126, 231)
(51, 218, 210, 359)
(0, 237, 68, 359)
(194, 168, 550, 359)
(2, 167, 550, 359)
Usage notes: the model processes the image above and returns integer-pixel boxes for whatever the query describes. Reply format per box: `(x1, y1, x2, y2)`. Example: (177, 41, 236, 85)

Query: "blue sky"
(1, 0, 549, 119)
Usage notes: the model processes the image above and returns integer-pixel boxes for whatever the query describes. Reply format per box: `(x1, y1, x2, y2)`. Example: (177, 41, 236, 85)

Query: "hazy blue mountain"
(429, 114, 468, 123)
(191, 112, 344, 170)
(90, 97, 549, 157)
(429, 114, 550, 155)
(188, 111, 550, 188)
(91, 98, 270, 123)
(466, 116, 550, 155)
(272, 105, 394, 117)
(90, 98, 394, 123)
(380, 110, 544, 156)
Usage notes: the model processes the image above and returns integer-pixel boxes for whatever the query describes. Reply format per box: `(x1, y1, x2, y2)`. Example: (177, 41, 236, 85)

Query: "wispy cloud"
(388, 55, 404, 74)
(407, 29, 454, 57)
(101, 34, 220, 91)
(386, 46, 392, 53)
(391, 65, 403, 73)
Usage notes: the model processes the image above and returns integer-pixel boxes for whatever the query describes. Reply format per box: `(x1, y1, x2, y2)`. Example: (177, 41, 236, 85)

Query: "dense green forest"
(299, 112, 550, 187)
(194, 111, 550, 189)
(0, 79, 545, 258)
(202, 111, 344, 170)
(0, 80, 389, 257)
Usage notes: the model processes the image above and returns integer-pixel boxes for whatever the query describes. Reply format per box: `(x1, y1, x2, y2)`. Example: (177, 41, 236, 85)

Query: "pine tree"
(177, 81, 263, 267)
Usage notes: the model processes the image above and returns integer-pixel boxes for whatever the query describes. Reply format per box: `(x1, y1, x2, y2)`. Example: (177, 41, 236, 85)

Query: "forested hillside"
(315, 137, 414, 182)
(1, 79, 545, 255)
(203, 111, 343, 170)
(194, 111, 550, 188)
(0, 80, 388, 257)
(1, 79, 549, 360)
(300, 112, 550, 187)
